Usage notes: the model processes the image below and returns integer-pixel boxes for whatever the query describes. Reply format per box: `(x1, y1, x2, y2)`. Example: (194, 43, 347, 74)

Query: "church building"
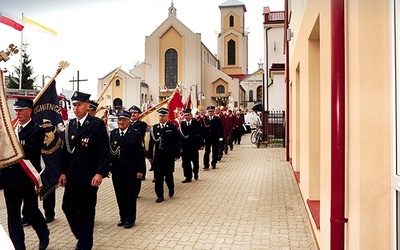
(98, 0, 260, 112)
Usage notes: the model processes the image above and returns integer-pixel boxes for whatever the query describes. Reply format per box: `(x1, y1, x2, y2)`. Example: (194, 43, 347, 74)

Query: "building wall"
(288, 0, 391, 249)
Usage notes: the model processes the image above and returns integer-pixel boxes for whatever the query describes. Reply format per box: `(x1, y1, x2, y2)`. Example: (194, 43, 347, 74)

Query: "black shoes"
(203, 167, 209, 171)
(212, 165, 216, 169)
(21, 217, 31, 227)
(117, 220, 125, 227)
(39, 231, 50, 250)
(182, 179, 191, 183)
(45, 217, 54, 223)
(152, 179, 156, 183)
(169, 189, 174, 197)
(156, 197, 164, 203)
(194, 174, 199, 180)
(124, 222, 134, 229)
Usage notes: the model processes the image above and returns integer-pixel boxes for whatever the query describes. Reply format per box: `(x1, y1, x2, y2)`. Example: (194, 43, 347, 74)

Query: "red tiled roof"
(229, 74, 250, 82)
(263, 10, 285, 24)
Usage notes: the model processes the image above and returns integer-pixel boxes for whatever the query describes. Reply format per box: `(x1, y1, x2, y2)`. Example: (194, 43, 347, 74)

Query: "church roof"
(219, 0, 247, 12)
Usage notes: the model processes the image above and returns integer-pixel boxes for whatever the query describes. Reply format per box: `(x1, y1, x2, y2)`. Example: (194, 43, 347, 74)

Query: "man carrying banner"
(59, 91, 109, 250)
(0, 98, 50, 250)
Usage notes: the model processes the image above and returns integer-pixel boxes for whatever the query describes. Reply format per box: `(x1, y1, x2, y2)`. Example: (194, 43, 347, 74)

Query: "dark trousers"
(224, 136, 233, 151)
(43, 191, 56, 218)
(204, 140, 219, 167)
(154, 170, 174, 199)
(4, 187, 49, 250)
(111, 173, 138, 224)
(62, 183, 98, 250)
(181, 150, 199, 180)
(22, 188, 56, 221)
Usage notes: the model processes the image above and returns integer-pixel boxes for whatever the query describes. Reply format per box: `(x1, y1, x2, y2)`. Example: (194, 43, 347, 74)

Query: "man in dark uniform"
(202, 106, 223, 170)
(147, 107, 180, 203)
(58, 91, 109, 250)
(109, 110, 145, 229)
(0, 98, 50, 250)
(179, 108, 204, 182)
(129, 105, 148, 192)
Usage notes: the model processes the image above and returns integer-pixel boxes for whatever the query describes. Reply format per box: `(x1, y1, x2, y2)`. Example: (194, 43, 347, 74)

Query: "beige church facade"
(98, 0, 256, 112)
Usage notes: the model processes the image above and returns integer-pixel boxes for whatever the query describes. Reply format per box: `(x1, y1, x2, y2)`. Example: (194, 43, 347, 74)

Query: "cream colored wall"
(346, 1, 391, 249)
(289, 0, 391, 249)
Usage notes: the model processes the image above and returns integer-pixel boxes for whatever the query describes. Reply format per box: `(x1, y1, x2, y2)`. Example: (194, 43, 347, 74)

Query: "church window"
(249, 90, 254, 101)
(229, 15, 234, 27)
(116, 79, 120, 87)
(216, 85, 225, 94)
(228, 40, 236, 65)
(165, 49, 178, 89)
(256, 86, 263, 102)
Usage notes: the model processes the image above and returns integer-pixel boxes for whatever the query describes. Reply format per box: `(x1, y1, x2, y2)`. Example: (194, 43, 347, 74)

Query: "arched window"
(115, 79, 120, 87)
(165, 49, 178, 89)
(249, 90, 254, 101)
(229, 15, 234, 27)
(216, 85, 225, 94)
(228, 40, 236, 65)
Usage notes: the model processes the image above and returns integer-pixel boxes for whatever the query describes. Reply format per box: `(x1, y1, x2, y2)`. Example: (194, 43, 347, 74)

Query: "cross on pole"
(69, 70, 87, 91)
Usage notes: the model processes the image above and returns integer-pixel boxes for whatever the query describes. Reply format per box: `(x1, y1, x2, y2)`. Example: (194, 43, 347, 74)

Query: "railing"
(262, 110, 285, 147)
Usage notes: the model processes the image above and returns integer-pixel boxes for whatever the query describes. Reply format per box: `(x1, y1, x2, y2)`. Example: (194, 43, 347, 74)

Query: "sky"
(0, 0, 284, 98)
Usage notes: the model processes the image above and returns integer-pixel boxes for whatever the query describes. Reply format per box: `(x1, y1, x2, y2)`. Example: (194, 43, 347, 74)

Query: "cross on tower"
(69, 70, 88, 91)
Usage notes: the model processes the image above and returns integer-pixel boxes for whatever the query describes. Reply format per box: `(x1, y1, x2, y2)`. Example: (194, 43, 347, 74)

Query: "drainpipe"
(331, 0, 347, 249)
(284, 0, 290, 161)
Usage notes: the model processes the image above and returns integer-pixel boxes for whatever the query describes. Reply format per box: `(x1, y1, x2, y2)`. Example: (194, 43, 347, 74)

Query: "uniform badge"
(20, 140, 25, 145)
(81, 138, 89, 147)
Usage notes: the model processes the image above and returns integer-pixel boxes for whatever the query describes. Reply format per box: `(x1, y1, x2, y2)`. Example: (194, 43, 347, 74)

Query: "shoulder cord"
(203, 117, 210, 128)
(64, 122, 75, 154)
(179, 124, 189, 139)
(150, 126, 162, 142)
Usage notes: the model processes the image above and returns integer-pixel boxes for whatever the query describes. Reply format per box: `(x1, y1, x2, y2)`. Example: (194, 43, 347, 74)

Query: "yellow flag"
(22, 16, 57, 35)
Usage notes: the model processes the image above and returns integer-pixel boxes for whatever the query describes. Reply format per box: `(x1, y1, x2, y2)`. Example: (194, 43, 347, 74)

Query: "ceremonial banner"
(32, 80, 64, 199)
(0, 69, 24, 168)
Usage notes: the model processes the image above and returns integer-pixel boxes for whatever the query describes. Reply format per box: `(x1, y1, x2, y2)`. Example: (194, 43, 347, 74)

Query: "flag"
(32, 80, 64, 199)
(0, 9, 24, 31)
(168, 90, 184, 126)
(0, 68, 24, 168)
(23, 15, 57, 36)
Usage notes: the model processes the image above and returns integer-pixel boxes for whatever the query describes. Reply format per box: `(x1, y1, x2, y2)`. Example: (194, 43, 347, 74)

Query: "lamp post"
(197, 92, 205, 106)
(42, 75, 51, 88)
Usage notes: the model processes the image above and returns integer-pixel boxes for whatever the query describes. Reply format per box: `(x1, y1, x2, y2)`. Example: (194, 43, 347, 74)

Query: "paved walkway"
(0, 133, 316, 249)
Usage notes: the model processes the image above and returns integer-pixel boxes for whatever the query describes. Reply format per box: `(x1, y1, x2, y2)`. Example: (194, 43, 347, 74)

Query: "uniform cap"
(117, 110, 131, 119)
(88, 100, 98, 110)
(183, 108, 192, 114)
(128, 105, 142, 114)
(71, 91, 91, 104)
(13, 98, 33, 110)
(206, 105, 215, 111)
(157, 107, 169, 115)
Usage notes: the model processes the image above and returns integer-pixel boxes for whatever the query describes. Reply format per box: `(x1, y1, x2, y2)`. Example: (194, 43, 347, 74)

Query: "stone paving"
(0, 133, 316, 249)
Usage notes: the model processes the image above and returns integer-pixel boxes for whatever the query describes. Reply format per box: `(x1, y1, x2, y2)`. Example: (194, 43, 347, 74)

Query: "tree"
(7, 43, 36, 89)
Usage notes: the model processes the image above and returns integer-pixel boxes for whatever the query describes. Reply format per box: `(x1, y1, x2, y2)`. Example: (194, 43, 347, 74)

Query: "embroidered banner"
(0, 69, 24, 168)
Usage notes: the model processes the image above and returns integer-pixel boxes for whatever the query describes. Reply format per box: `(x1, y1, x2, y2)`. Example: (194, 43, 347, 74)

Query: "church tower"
(218, 0, 248, 75)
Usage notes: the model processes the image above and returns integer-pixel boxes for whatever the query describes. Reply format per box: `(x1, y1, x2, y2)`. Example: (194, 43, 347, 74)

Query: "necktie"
(121, 131, 124, 137)
(187, 121, 191, 126)
(160, 124, 164, 129)
(18, 125, 23, 133)
(77, 121, 81, 130)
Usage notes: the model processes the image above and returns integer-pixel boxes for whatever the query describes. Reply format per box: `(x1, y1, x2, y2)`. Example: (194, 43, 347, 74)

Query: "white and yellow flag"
(22, 15, 57, 35)
(0, 69, 24, 168)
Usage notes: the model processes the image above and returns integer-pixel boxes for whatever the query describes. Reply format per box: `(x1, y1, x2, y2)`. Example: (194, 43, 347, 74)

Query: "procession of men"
(0, 88, 262, 249)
